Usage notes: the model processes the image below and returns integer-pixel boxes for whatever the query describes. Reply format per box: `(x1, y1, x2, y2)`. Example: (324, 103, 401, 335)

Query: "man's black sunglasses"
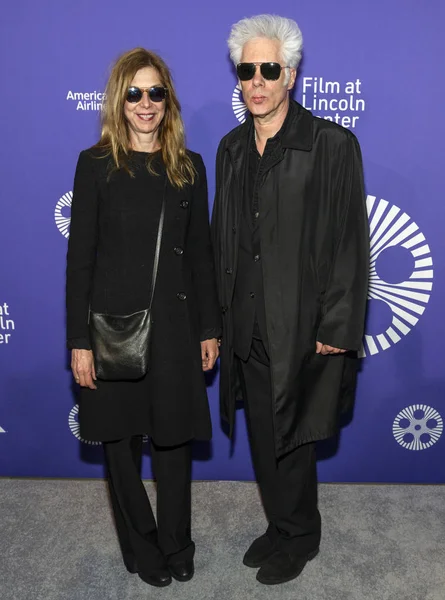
(126, 86, 168, 103)
(236, 62, 290, 81)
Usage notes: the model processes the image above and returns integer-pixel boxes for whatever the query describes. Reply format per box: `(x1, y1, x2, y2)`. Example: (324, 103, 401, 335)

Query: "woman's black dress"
(66, 148, 221, 444)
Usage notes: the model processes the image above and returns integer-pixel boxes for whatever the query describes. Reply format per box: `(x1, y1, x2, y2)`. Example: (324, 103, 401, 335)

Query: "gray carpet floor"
(1, 479, 444, 600)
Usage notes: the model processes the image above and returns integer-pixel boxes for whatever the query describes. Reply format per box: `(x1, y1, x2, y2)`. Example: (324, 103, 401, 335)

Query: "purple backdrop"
(1, 0, 444, 482)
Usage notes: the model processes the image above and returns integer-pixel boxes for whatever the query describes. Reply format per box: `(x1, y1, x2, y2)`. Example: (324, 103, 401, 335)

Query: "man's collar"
(280, 100, 313, 151)
(228, 99, 313, 153)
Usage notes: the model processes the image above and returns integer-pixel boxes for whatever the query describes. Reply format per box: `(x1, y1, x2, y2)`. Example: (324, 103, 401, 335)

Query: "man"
(211, 15, 369, 585)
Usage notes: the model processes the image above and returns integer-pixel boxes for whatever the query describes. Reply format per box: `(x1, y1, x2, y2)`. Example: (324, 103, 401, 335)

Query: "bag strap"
(148, 178, 167, 311)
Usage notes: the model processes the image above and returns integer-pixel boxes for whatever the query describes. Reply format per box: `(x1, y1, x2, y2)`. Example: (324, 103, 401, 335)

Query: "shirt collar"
(230, 99, 314, 158)
(250, 100, 301, 151)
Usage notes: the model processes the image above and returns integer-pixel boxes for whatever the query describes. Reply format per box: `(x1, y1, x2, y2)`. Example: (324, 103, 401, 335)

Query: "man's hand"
(71, 349, 97, 389)
(316, 342, 347, 355)
(201, 338, 219, 371)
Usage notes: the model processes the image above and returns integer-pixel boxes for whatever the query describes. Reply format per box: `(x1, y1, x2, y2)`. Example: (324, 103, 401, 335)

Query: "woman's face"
(124, 67, 166, 143)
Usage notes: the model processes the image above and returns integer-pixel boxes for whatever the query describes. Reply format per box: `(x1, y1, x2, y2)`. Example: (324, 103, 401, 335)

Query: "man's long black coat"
(211, 101, 369, 456)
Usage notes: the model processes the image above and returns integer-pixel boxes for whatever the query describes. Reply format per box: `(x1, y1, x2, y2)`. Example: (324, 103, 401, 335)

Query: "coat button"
(225, 267, 233, 274)
(221, 305, 228, 313)
(177, 292, 187, 301)
(254, 212, 260, 219)
(180, 200, 189, 209)
(232, 226, 237, 233)
(250, 292, 255, 298)
(174, 246, 184, 255)
(254, 254, 260, 262)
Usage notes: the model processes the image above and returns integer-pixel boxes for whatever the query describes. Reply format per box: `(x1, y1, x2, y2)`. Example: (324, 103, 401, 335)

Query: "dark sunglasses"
(126, 86, 168, 103)
(236, 62, 290, 81)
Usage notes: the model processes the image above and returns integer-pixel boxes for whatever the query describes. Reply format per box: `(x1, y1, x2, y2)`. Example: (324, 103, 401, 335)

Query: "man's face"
(239, 37, 296, 120)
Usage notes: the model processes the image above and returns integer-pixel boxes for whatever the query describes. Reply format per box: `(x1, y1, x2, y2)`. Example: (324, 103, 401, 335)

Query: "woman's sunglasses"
(236, 62, 290, 81)
(126, 86, 168, 103)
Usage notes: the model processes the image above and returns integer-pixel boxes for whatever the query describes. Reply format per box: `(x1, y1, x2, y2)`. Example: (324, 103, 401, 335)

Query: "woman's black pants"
(103, 436, 194, 575)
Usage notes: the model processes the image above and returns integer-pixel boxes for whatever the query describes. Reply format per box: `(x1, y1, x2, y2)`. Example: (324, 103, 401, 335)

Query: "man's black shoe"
(169, 560, 195, 582)
(124, 558, 138, 574)
(138, 567, 172, 587)
(243, 533, 276, 568)
(256, 548, 319, 585)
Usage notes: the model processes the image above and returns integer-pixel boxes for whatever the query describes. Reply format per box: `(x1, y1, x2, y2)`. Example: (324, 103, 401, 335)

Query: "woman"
(66, 48, 220, 587)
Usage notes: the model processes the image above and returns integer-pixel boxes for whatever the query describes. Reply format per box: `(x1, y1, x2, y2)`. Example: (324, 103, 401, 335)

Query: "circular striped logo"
(55, 191, 72, 238)
(232, 84, 248, 123)
(68, 404, 101, 446)
(360, 196, 433, 357)
(393, 405, 443, 451)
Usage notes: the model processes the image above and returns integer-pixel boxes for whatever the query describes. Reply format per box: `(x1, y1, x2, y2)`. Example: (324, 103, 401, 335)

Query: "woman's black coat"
(66, 149, 220, 443)
(211, 101, 369, 457)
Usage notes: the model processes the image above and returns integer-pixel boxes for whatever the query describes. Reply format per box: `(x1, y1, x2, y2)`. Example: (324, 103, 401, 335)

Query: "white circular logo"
(232, 84, 248, 123)
(360, 195, 433, 357)
(393, 405, 443, 451)
(68, 405, 101, 445)
(55, 191, 72, 238)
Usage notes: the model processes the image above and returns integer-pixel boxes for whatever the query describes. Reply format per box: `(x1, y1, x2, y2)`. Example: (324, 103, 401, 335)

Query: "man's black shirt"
(233, 105, 293, 359)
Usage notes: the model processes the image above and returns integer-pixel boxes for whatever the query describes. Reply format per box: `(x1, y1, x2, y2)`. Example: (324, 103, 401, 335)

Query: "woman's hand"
(71, 349, 97, 389)
(200, 338, 219, 372)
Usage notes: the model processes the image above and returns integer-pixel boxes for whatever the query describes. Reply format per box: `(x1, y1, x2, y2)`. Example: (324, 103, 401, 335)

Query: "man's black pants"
(103, 436, 194, 575)
(238, 337, 322, 556)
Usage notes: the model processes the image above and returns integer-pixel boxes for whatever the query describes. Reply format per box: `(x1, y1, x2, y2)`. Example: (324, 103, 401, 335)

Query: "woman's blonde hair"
(96, 47, 195, 188)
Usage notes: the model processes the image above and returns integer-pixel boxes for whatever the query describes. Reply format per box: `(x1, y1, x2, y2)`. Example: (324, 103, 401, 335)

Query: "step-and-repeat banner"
(1, 1, 444, 482)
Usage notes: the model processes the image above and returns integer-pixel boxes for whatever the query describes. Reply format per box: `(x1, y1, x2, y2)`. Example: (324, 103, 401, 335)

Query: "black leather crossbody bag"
(89, 181, 166, 381)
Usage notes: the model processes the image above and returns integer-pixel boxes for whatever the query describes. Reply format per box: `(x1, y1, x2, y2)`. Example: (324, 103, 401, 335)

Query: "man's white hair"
(227, 14, 303, 69)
